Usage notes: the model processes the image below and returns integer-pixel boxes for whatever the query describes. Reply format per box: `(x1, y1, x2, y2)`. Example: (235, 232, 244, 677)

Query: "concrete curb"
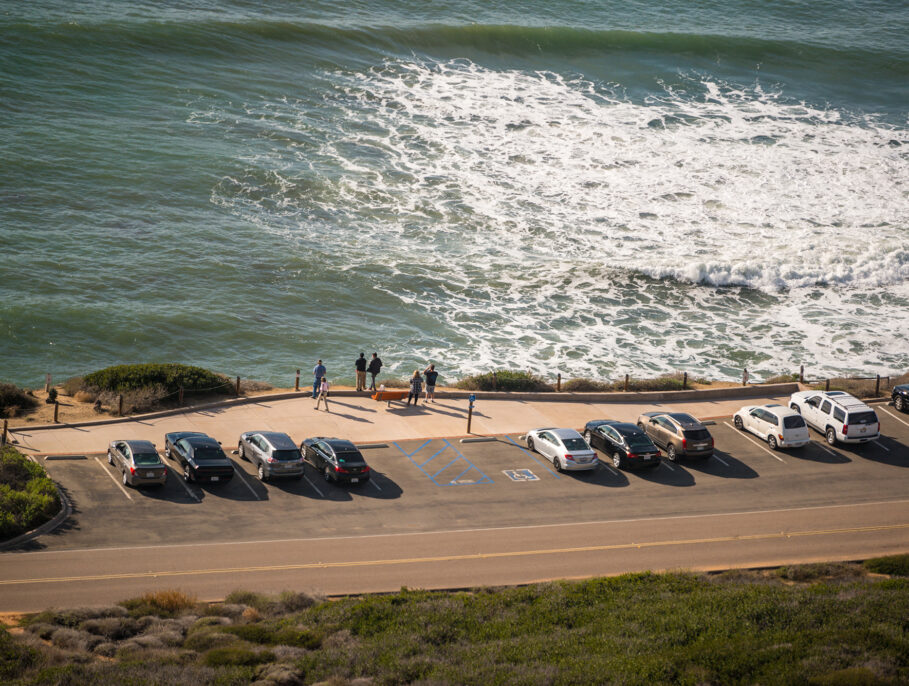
(10, 383, 801, 434)
(0, 481, 72, 551)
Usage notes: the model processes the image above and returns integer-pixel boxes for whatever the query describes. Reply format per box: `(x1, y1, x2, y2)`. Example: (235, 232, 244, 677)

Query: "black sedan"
(893, 384, 909, 413)
(583, 420, 661, 470)
(301, 437, 371, 484)
(165, 432, 234, 484)
(163, 431, 207, 460)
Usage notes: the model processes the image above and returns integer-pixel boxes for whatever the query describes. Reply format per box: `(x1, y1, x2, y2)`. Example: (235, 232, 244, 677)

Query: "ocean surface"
(2, 0, 907, 388)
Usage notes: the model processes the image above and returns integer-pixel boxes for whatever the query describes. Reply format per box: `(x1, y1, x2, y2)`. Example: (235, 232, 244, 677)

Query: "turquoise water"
(2, 1, 907, 387)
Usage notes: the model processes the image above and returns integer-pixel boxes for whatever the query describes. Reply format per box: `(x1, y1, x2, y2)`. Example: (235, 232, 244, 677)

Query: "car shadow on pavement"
(134, 481, 202, 504)
(349, 472, 403, 499)
(790, 443, 851, 464)
(631, 461, 696, 487)
(569, 465, 630, 488)
(686, 452, 759, 479)
(842, 439, 907, 468)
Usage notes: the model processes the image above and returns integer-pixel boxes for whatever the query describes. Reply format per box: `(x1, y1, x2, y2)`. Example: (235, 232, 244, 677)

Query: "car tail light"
(267, 457, 277, 463)
(627, 453, 637, 459)
(710, 437, 715, 447)
(362, 465, 371, 472)
(682, 438, 687, 450)
(129, 466, 135, 475)
(843, 425, 848, 436)
(564, 454, 575, 461)
(336, 466, 349, 474)
(778, 434, 784, 441)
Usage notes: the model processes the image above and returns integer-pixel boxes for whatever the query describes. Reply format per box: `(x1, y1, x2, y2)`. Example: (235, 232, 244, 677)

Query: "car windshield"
(133, 452, 160, 466)
(683, 429, 710, 440)
(336, 451, 363, 464)
(783, 416, 806, 429)
(273, 449, 302, 461)
(625, 434, 654, 449)
(850, 411, 878, 425)
(194, 447, 225, 461)
(562, 438, 588, 451)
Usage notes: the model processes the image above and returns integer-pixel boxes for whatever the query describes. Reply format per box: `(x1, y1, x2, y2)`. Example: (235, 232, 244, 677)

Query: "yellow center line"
(4, 522, 908, 586)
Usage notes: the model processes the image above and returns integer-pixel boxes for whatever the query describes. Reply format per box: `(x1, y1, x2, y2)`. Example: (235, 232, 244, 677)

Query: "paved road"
(2, 399, 907, 612)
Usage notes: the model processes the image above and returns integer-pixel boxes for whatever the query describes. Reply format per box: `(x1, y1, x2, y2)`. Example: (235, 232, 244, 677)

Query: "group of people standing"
(310, 354, 439, 409)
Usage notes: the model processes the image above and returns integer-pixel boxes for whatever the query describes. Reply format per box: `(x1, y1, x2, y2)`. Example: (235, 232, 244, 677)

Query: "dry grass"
(120, 590, 198, 617)
(813, 373, 903, 399)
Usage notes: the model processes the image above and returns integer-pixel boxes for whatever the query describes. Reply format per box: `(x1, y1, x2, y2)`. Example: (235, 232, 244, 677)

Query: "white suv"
(788, 391, 880, 445)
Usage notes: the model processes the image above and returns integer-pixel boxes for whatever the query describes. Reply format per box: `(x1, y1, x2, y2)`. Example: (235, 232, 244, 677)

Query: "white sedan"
(733, 404, 810, 450)
(525, 427, 598, 472)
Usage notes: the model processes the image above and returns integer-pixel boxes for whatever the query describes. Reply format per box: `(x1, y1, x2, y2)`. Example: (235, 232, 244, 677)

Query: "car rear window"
(133, 453, 160, 466)
(683, 429, 710, 440)
(783, 416, 806, 429)
(563, 438, 588, 450)
(273, 449, 302, 461)
(625, 434, 654, 449)
(849, 411, 878, 425)
(336, 451, 363, 463)
(194, 447, 225, 461)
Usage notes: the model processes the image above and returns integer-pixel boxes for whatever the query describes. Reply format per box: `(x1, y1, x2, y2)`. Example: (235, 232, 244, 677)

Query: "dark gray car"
(107, 439, 167, 488)
(635, 411, 714, 461)
(238, 431, 305, 481)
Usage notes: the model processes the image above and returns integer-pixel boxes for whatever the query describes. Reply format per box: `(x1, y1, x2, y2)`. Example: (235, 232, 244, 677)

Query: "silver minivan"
(238, 431, 305, 481)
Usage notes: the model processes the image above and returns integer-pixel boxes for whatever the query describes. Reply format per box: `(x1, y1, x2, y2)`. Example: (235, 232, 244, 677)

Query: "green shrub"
(0, 382, 38, 418)
(763, 373, 799, 384)
(864, 554, 909, 577)
(203, 646, 274, 667)
(562, 378, 613, 392)
(0, 446, 61, 540)
(119, 590, 199, 618)
(455, 370, 554, 392)
(82, 364, 232, 396)
(0, 625, 37, 680)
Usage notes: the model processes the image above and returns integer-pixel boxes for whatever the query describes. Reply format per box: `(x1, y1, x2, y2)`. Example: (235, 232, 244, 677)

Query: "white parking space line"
(813, 442, 838, 457)
(872, 440, 890, 452)
(881, 407, 909, 429)
(369, 478, 383, 492)
(168, 463, 201, 502)
(713, 455, 729, 467)
(94, 457, 132, 501)
(603, 463, 619, 476)
(662, 461, 675, 472)
(232, 466, 262, 500)
(303, 475, 324, 497)
(723, 422, 785, 463)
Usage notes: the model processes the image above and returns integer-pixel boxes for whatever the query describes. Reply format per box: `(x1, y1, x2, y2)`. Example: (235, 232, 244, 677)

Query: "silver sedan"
(107, 439, 167, 487)
(524, 427, 598, 472)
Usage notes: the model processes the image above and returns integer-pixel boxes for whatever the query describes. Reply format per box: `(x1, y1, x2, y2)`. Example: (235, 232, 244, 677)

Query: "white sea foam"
(202, 59, 909, 380)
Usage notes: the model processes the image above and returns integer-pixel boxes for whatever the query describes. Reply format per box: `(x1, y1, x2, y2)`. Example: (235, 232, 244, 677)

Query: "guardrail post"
(557, 373, 561, 392)
(492, 371, 497, 391)
(799, 365, 804, 383)
(683, 372, 688, 390)
(467, 404, 473, 434)
(44, 373, 51, 393)
(825, 378, 830, 391)
(875, 375, 881, 397)
(118, 394, 123, 416)
(53, 401, 59, 423)
(235, 375, 241, 395)
(624, 374, 629, 392)
(178, 386, 184, 405)
(294, 369, 300, 392)
(1, 419, 7, 447)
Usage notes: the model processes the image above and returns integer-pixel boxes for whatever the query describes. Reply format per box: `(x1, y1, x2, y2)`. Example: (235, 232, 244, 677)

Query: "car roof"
(256, 432, 298, 450)
(122, 439, 157, 452)
(167, 431, 208, 441)
(181, 435, 220, 448)
(321, 438, 359, 451)
(665, 412, 703, 427)
(549, 428, 583, 439)
(760, 404, 799, 417)
(599, 421, 642, 435)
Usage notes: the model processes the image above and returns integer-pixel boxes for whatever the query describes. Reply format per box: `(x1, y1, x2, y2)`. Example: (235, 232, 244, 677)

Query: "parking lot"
(24, 402, 909, 552)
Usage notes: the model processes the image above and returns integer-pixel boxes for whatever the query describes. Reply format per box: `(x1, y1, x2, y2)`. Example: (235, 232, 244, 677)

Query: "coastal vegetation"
(0, 446, 61, 541)
(0, 384, 38, 419)
(455, 370, 554, 392)
(2, 558, 908, 685)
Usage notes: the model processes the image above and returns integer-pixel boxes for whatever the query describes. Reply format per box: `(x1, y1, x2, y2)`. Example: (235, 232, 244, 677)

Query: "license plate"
(351, 478, 359, 483)
(643, 456, 653, 460)
(211, 476, 219, 482)
(860, 428, 866, 433)
(146, 472, 155, 477)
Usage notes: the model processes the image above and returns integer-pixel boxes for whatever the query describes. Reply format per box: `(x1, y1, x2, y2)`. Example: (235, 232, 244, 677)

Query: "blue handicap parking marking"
(503, 435, 561, 479)
(503, 469, 539, 482)
(393, 439, 493, 486)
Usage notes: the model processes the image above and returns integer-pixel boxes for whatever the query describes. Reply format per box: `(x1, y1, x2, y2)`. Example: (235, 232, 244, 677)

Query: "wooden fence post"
(295, 369, 300, 392)
(178, 386, 184, 405)
(624, 374, 629, 392)
(825, 378, 830, 391)
(799, 365, 804, 383)
(492, 371, 497, 391)
(53, 401, 59, 423)
(236, 376, 241, 395)
(683, 372, 688, 390)
(875, 375, 881, 397)
(118, 394, 123, 416)
(2, 419, 7, 447)
(557, 373, 561, 392)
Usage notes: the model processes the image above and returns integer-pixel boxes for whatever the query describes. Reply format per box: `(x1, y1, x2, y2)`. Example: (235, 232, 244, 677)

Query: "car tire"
(896, 396, 906, 412)
(257, 464, 267, 482)
(767, 435, 778, 450)
(826, 427, 837, 445)
(553, 456, 563, 473)
(122, 470, 129, 487)
(612, 452, 623, 469)
(238, 443, 246, 460)
(527, 437, 535, 452)
(583, 430, 592, 444)
(734, 415, 744, 430)
(165, 444, 171, 459)
(323, 466, 333, 483)
(107, 451, 114, 465)
(183, 464, 193, 483)
(667, 444, 677, 461)
(790, 403, 801, 414)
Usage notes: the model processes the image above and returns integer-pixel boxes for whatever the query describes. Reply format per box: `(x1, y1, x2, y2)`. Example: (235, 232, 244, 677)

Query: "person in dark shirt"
(367, 353, 383, 391)
(312, 359, 326, 399)
(354, 352, 367, 391)
(407, 370, 423, 406)
(423, 364, 439, 403)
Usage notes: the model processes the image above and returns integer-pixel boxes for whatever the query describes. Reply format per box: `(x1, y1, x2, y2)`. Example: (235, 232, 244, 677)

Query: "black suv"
(893, 384, 909, 413)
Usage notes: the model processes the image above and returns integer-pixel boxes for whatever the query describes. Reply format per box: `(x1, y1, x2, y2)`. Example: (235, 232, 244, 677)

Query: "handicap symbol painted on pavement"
(502, 469, 539, 482)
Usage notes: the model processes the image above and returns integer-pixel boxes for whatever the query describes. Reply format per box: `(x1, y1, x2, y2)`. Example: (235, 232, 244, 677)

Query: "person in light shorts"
(423, 363, 439, 403)
(315, 376, 330, 411)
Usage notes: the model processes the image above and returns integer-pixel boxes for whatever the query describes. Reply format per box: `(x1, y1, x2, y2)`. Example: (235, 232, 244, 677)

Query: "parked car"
(165, 432, 234, 483)
(238, 431, 305, 481)
(733, 404, 810, 450)
(524, 428, 598, 472)
(635, 411, 714, 460)
(163, 431, 207, 460)
(301, 438, 371, 484)
(788, 391, 880, 445)
(583, 420, 660, 470)
(893, 384, 909, 413)
(107, 439, 167, 488)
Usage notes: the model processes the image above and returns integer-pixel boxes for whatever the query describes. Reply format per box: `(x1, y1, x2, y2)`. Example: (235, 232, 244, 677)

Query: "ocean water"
(1, 0, 907, 387)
